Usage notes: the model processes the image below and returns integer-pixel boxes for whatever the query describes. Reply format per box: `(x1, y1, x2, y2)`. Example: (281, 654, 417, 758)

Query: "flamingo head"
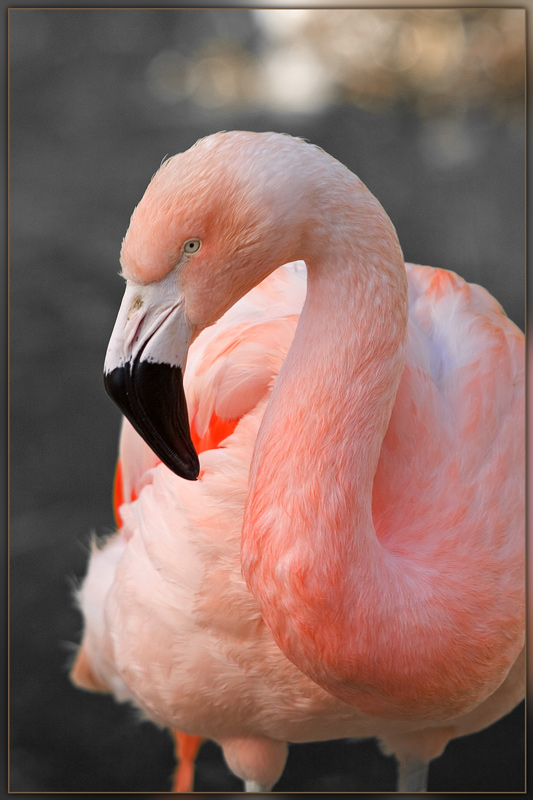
(103, 131, 334, 479)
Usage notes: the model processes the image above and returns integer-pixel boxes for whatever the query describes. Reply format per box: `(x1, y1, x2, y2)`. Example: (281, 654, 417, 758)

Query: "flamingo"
(71, 131, 524, 792)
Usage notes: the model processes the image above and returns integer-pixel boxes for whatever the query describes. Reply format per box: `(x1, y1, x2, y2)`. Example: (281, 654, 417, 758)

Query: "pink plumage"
(71, 132, 524, 792)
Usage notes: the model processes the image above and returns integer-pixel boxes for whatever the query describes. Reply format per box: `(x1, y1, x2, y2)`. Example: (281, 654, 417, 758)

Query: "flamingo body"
(72, 132, 524, 791)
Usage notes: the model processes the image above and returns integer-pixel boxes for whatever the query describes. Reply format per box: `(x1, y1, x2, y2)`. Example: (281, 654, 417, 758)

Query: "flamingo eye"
(183, 239, 202, 254)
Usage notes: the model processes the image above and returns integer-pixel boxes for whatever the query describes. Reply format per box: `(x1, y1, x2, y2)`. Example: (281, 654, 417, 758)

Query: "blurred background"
(9, 7, 525, 793)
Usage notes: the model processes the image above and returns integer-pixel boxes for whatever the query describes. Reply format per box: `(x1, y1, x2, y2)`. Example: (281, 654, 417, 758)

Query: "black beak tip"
(103, 363, 200, 482)
(180, 457, 200, 481)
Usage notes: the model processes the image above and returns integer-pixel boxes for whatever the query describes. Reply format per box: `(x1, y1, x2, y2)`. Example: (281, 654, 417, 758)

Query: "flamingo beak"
(103, 279, 200, 480)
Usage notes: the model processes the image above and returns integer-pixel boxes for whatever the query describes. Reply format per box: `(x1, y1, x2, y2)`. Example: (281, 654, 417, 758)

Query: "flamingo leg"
(171, 730, 203, 792)
(244, 780, 275, 792)
(397, 757, 429, 792)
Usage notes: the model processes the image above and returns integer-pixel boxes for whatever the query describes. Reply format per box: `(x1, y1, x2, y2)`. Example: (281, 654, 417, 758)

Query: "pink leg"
(171, 730, 203, 792)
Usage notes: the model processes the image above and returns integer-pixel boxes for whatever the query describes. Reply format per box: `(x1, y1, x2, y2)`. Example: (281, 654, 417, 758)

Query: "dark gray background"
(9, 8, 525, 793)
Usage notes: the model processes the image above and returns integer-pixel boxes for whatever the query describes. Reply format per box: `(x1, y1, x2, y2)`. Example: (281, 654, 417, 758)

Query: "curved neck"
(240, 177, 521, 721)
(241, 187, 414, 715)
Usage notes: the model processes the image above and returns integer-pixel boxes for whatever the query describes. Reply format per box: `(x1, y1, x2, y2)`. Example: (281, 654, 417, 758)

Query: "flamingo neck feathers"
(242, 184, 415, 715)
(240, 176, 512, 721)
